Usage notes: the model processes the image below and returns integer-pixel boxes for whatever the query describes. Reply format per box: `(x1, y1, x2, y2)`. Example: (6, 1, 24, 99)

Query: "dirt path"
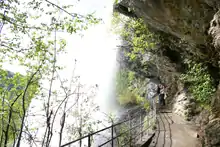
(149, 112, 200, 147)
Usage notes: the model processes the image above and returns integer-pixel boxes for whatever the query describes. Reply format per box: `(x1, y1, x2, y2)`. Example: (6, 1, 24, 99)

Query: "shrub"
(180, 61, 215, 105)
(116, 69, 150, 110)
(118, 90, 137, 105)
(111, 12, 158, 62)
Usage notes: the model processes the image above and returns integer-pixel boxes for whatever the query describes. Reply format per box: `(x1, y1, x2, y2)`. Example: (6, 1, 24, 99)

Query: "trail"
(148, 110, 200, 147)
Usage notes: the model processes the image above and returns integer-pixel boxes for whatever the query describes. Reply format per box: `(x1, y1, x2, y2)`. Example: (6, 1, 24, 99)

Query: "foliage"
(143, 115, 156, 133)
(0, 0, 100, 146)
(115, 69, 131, 104)
(111, 12, 159, 61)
(180, 60, 215, 104)
(114, 0, 119, 5)
(117, 124, 130, 146)
(143, 101, 150, 111)
(0, 70, 39, 146)
(112, 13, 159, 101)
(66, 85, 101, 143)
(116, 69, 136, 105)
(116, 69, 150, 110)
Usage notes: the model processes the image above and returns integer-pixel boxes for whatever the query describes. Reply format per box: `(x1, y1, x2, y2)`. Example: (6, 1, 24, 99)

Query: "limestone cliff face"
(114, 0, 220, 99)
(115, 0, 219, 45)
(114, 0, 220, 67)
(114, 1, 220, 106)
(209, 10, 220, 49)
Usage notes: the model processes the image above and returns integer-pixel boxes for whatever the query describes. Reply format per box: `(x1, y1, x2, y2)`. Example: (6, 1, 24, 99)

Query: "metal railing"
(61, 101, 157, 147)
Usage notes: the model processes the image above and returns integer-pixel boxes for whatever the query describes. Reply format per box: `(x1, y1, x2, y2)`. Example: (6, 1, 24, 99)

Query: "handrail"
(61, 105, 156, 147)
(121, 115, 154, 147)
(98, 113, 153, 147)
(61, 109, 145, 147)
(61, 118, 130, 147)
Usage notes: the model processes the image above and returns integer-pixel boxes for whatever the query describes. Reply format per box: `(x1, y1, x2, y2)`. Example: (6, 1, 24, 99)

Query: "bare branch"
(44, 0, 86, 19)
(42, 28, 57, 147)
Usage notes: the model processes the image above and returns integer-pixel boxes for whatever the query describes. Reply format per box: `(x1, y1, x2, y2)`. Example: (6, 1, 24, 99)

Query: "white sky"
(3, 0, 119, 86)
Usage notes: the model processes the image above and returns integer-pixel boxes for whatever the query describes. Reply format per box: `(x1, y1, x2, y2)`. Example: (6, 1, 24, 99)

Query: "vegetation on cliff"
(116, 69, 149, 110)
(113, 11, 216, 111)
(112, 12, 158, 61)
(112, 13, 157, 109)
(180, 60, 215, 106)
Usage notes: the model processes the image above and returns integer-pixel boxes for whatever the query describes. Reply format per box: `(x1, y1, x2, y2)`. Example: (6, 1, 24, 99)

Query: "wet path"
(148, 111, 200, 147)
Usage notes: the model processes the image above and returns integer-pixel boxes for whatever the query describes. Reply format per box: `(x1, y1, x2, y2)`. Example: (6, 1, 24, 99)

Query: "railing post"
(146, 116, 149, 136)
(140, 113, 142, 141)
(129, 115, 132, 147)
(88, 134, 91, 147)
(111, 124, 114, 147)
(153, 98, 156, 121)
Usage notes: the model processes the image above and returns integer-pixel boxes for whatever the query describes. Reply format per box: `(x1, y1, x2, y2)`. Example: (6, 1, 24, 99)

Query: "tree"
(0, 0, 100, 146)
(65, 84, 101, 146)
(0, 70, 39, 147)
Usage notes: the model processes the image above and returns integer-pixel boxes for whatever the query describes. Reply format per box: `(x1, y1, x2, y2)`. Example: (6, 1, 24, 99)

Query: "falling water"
(51, 1, 122, 145)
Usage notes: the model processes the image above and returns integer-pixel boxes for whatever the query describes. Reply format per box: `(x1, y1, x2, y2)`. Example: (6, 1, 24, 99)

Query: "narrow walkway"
(148, 111, 200, 147)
